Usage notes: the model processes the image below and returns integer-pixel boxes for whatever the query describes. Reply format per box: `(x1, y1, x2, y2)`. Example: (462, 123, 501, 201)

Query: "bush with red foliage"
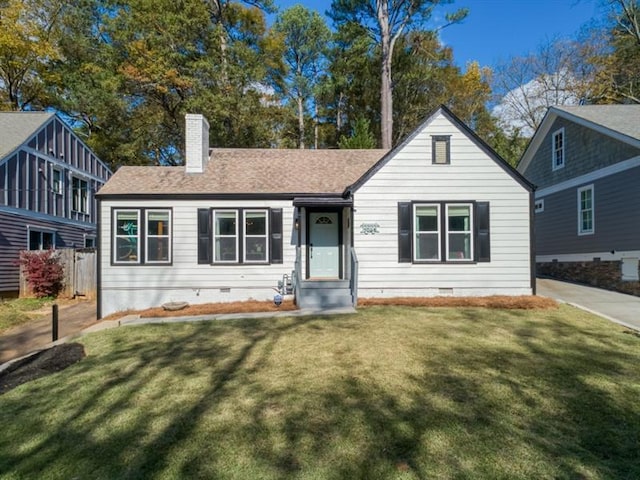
(19, 249, 65, 298)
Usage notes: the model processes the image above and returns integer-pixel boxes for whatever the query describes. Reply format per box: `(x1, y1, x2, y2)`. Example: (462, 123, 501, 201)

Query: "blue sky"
(274, 0, 606, 69)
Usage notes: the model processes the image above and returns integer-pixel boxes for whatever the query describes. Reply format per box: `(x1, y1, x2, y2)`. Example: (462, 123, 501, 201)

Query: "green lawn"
(1, 305, 639, 479)
(0, 297, 52, 333)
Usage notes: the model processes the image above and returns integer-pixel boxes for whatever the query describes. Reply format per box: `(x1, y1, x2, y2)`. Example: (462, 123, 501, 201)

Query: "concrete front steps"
(296, 279, 354, 309)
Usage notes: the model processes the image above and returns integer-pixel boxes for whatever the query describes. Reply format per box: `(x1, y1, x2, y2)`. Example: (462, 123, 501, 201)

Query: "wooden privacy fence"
(20, 248, 97, 299)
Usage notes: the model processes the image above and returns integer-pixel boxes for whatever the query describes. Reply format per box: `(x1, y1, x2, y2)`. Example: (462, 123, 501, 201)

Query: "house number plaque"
(360, 223, 380, 235)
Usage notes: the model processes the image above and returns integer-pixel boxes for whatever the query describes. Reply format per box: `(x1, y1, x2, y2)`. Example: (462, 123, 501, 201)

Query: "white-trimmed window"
(414, 204, 440, 261)
(552, 128, 565, 170)
(72, 177, 89, 213)
(114, 209, 140, 263)
(535, 199, 545, 213)
(28, 228, 55, 250)
(214, 210, 239, 263)
(446, 204, 473, 261)
(578, 185, 594, 235)
(146, 210, 171, 263)
(52, 169, 63, 195)
(243, 210, 268, 263)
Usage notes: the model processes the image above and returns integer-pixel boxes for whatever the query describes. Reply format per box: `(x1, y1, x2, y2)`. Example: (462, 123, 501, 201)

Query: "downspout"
(96, 196, 102, 320)
(530, 187, 537, 295)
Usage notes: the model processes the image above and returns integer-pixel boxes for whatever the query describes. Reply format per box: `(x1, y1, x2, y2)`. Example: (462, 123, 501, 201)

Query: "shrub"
(19, 249, 65, 298)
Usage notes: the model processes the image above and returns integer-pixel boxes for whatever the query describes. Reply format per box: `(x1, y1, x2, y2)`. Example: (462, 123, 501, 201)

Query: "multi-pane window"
(114, 210, 140, 263)
(214, 210, 238, 263)
(213, 209, 269, 264)
(414, 204, 440, 261)
(146, 210, 171, 263)
(52, 169, 62, 195)
(413, 203, 473, 262)
(113, 208, 172, 264)
(552, 129, 565, 170)
(72, 177, 88, 213)
(244, 210, 268, 263)
(446, 204, 473, 261)
(578, 185, 594, 235)
(29, 230, 55, 250)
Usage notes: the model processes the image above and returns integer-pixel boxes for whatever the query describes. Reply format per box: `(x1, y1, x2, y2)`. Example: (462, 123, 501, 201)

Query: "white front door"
(309, 212, 340, 278)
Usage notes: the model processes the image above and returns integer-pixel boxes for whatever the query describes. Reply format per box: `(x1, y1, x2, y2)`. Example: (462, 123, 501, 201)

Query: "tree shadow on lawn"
(0, 308, 639, 479)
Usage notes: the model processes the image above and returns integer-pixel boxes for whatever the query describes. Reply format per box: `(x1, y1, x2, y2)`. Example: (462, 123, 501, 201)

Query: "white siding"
(353, 112, 532, 298)
(100, 199, 297, 317)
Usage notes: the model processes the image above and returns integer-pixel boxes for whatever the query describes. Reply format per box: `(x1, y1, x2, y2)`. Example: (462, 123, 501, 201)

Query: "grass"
(1, 304, 639, 479)
(0, 297, 53, 333)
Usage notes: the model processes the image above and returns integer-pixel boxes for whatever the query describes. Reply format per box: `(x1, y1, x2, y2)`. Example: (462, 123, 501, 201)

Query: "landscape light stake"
(52, 304, 59, 341)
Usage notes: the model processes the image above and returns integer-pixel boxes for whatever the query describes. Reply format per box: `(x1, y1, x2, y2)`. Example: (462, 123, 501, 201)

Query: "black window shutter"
(270, 208, 283, 264)
(197, 209, 211, 264)
(398, 202, 412, 263)
(476, 202, 490, 262)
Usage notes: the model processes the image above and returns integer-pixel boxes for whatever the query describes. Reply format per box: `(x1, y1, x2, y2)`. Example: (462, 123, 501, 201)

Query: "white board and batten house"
(96, 106, 534, 318)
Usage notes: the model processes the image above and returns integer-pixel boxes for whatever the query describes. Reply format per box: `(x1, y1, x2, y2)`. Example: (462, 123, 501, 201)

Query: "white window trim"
(534, 199, 545, 213)
(145, 209, 172, 264)
(445, 203, 474, 262)
(27, 226, 56, 250)
(577, 184, 594, 236)
(52, 167, 63, 195)
(72, 176, 89, 214)
(413, 203, 441, 262)
(243, 209, 269, 264)
(213, 210, 239, 263)
(552, 128, 565, 171)
(113, 209, 141, 264)
(83, 234, 96, 248)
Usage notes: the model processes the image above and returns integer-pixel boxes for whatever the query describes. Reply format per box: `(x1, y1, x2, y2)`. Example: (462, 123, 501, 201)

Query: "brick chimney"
(185, 113, 210, 174)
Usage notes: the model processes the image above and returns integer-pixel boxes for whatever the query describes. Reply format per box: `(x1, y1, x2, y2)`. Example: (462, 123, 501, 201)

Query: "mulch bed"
(359, 295, 558, 309)
(0, 343, 86, 395)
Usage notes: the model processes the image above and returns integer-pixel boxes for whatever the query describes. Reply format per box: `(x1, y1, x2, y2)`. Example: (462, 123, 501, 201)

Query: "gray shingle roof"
(0, 112, 54, 159)
(97, 148, 390, 196)
(554, 105, 640, 141)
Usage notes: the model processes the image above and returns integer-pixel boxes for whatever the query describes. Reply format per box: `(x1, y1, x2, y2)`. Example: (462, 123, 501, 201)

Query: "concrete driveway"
(537, 278, 640, 331)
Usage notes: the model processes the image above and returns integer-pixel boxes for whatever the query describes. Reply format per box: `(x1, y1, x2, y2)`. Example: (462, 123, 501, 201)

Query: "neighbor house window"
(52, 169, 62, 195)
(578, 185, 594, 235)
(113, 208, 172, 264)
(28, 229, 55, 250)
(432, 135, 451, 164)
(84, 235, 96, 248)
(146, 210, 171, 263)
(446, 204, 473, 261)
(72, 177, 88, 213)
(411, 202, 474, 262)
(552, 128, 565, 170)
(414, 204, 440, 261)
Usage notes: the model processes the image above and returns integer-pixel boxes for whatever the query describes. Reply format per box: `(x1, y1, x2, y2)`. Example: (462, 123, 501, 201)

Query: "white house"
(96, 106, 534, 318)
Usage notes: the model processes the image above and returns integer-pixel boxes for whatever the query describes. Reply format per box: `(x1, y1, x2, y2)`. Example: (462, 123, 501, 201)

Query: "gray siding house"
(518, 105, 640, 290)
(0, 112, 112, 295)
(97, 106, 534, 318)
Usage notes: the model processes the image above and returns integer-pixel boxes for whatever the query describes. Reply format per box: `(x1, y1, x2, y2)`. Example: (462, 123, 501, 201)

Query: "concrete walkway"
(0, 300, 98, 364)
(537, 278, 640, 331)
